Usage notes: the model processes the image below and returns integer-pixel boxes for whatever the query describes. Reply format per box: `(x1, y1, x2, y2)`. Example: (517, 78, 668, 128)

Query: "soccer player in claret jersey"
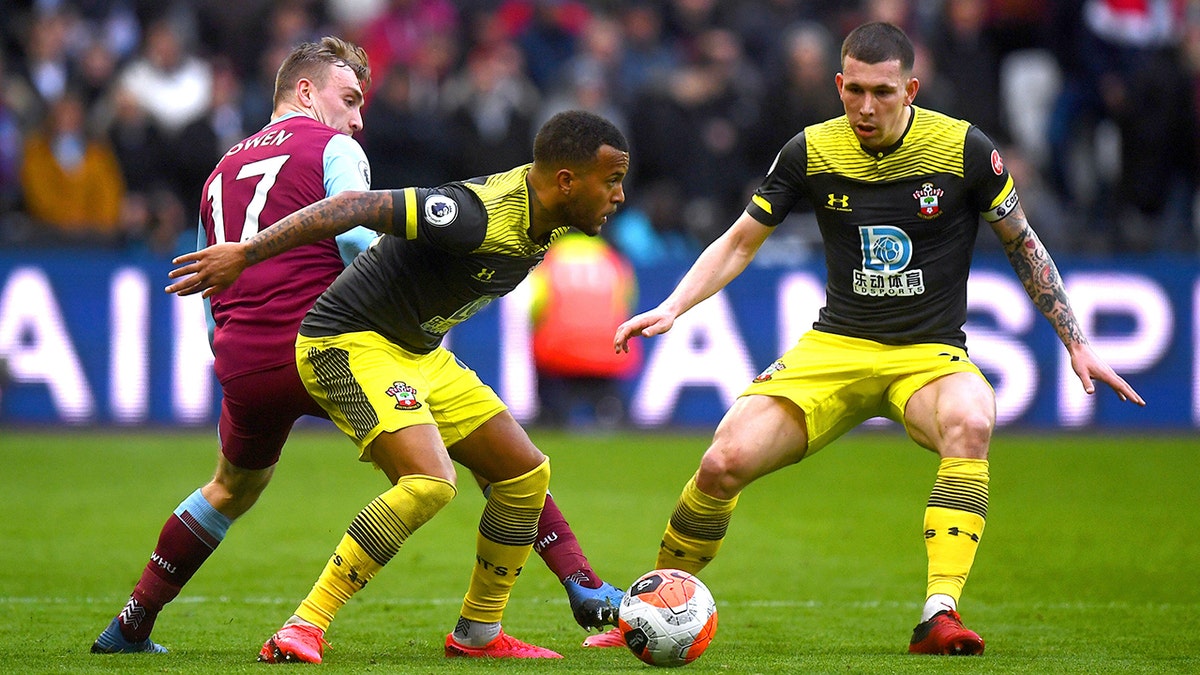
(92, 39, 620, 656)
(165, 110, 629, 662)
(612, 22, 1145, 655)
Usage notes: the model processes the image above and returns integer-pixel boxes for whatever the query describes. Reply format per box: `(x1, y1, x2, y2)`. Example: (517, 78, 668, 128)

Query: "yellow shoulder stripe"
(403, 187, 417, 240)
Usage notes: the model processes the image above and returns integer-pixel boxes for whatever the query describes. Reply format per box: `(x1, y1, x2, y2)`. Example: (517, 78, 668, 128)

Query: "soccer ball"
(618, 569, 718, 667)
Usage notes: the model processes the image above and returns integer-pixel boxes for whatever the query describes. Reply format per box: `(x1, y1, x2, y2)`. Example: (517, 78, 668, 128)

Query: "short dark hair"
(840, 22, 914, 72)
(274, 36, 371, 107)
(533, 110, 628, 167)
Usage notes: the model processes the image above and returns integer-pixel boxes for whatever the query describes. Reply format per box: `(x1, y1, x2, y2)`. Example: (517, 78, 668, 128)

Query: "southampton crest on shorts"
(753, 360, 786, 383)
(914, 182, 943, 219)
(387, 381, 421, 410)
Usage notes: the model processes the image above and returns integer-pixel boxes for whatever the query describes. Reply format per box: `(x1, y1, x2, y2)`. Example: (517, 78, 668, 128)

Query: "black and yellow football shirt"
(746, 106, 1017, 349)
(300, 164, 568, 354)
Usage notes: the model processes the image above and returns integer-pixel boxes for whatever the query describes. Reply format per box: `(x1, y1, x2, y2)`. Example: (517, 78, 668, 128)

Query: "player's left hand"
(1068, 342, 1146, 406)
(164, 243, 248, 298)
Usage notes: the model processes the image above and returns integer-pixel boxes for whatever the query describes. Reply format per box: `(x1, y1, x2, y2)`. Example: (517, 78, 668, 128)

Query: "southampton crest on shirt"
(914, 182, 943, 219)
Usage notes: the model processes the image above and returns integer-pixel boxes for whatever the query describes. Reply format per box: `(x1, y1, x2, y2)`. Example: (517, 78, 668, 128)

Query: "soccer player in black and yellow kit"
(613, 22, 1145, 655)
(166, 110, 629, 661)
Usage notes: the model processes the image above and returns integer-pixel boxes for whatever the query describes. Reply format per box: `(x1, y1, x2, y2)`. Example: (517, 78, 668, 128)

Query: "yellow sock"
(295, 474, 456, 630)
(923, 458, 989, 603)
(460, 458, 550, 623)
(657, 475, 738, 575)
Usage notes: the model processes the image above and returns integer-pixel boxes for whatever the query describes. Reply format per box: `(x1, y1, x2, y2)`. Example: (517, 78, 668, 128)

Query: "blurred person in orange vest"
(19, 89, 125, 244)
(529, 230, 641, 428)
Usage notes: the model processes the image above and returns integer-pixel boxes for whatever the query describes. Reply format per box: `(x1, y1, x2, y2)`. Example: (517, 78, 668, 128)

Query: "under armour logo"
(474, 268, 495, 281)
(826, 194, 850, 209)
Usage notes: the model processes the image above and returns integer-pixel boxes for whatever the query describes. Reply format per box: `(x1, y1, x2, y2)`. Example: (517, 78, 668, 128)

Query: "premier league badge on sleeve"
(424, 195, 459, 227)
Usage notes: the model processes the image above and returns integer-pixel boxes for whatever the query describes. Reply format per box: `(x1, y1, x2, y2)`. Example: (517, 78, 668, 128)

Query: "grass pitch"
(1, 426, 1196, 674)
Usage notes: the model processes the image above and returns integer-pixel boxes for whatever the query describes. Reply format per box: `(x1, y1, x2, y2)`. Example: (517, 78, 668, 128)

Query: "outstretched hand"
(1069, 342, 1146, 406)
(164, 243, 247, 298)
(614, 309, 676, 353)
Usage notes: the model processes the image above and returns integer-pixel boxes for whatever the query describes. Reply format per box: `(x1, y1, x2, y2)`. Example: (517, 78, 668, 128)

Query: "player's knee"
(942, 410, 993, 457)
(519, 456, 552, 495)
(490, 456, 551, 501)
(533, 456, 551, 493)
(696, 446, 745, 499)
(385, 475, 458, 532)
(413, 475, 458, 512)
(201, 481, 232, 514)
(204, 474, 269, 518)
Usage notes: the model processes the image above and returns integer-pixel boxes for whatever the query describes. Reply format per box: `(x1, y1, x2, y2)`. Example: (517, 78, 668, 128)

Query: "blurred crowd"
(1, 0, 1198, 261)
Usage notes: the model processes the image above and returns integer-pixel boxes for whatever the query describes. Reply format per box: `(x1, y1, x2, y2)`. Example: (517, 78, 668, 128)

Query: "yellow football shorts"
(742, 330, 991, 455)
(296, 331, 506, 461)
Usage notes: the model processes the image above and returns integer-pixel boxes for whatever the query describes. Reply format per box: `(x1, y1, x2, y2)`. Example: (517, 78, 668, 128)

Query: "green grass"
(1, 426, 1197, 673)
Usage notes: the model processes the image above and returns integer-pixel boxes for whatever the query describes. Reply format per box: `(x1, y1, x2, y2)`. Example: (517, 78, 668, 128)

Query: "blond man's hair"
(273, 36, 370, 108)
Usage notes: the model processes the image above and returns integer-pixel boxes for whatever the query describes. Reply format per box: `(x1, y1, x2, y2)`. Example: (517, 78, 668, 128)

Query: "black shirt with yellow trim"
(746, 106, 1016, 349)
(300, 163, 568, 354)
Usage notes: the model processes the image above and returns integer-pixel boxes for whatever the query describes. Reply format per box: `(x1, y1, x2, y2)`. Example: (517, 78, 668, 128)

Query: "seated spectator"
(13, 7, 78, 126)
(116, 16, 212, 138)
(750, 21, 842, 164)
(0, 50, 25, 221)
(496, 0, 592, 90)
(359, 0, 459, 79)
(442, 41, 541, 177)
(627, 27, 761, 246)
(361, 63, 455, 188)
(615, 1, 680, 102)
(928, 0, 1007, 143)
(103, 85, 178, 253)
(19, 90, 125, 245)
(535, 59, 627, 139)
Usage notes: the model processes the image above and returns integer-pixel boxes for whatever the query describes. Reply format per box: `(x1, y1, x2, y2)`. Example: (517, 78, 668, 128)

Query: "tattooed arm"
(992, 204, 1084, 348)
(991, 203, 1145, 405)
(165, 190, 396, 298)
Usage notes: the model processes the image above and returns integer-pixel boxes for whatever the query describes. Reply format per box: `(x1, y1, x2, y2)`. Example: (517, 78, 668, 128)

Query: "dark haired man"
(613, 22, 1144, 655)
(167, 110, 630, 661)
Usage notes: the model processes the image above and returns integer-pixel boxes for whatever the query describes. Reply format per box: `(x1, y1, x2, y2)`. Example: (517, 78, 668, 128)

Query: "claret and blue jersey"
(197, 113, 375, 383)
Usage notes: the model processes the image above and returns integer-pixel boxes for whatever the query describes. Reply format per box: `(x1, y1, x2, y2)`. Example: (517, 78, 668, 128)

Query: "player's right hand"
(164, 243, 248, 298)
(614, 310, 675, 353)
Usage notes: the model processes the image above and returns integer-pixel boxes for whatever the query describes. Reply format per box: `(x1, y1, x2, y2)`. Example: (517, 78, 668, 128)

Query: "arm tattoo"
(997, 211, 1088, 347)
(245, 191, 395, 265)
